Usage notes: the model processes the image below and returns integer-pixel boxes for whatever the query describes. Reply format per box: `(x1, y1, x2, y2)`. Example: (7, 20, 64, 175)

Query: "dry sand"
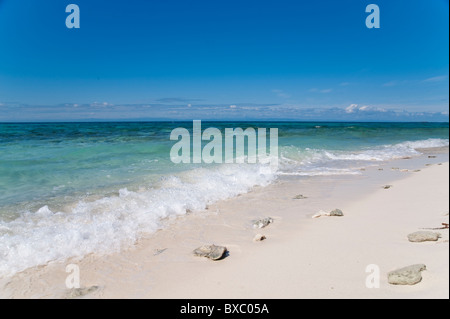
(1, 153, 448, 299)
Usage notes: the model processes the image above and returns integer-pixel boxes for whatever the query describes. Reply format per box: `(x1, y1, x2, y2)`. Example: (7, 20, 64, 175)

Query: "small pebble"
(253, 234, 266, 242)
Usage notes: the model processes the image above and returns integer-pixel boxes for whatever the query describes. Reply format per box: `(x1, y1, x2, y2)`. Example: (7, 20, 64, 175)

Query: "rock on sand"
(253, 234, 266, 242)
(329, 209, 344, 217)
(407, 231, 441, 243)
(193, 245, 227, 260)
(312, 209, 344, 218)
(66, 286, 99, 299)
(252, 217, 274, 229)
(388, 264, 426, 285)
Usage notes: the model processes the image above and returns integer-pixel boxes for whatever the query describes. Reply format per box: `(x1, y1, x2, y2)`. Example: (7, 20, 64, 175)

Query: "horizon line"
(1, 119, 449, 124)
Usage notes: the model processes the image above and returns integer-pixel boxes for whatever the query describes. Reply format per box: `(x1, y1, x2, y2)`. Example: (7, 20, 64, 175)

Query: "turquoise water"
(0, 121, 448, 276)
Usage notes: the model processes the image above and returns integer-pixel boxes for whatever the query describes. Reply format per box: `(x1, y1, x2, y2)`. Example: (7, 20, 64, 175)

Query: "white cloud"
(345, 104, 386, 113)
(309, 88, 332, 93)
(272, 89, 291, 99)
(229, 105, 237, 109)
(382, 76, 448, 87)
(382, 81, 398, 87)
(423, 75, 448, 83)
(90, 101, 113, 107)
(345, 104, 359, 113)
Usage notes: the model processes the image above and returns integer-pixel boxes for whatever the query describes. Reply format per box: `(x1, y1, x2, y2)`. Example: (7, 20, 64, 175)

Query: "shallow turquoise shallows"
(0, 121, 448, 276)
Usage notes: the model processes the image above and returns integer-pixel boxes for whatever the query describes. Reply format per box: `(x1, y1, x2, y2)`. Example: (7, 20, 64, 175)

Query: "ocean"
(0, 121, 448, 276)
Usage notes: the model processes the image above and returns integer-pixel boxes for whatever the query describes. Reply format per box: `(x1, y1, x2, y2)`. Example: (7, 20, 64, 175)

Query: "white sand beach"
(1, 151, 448, 299)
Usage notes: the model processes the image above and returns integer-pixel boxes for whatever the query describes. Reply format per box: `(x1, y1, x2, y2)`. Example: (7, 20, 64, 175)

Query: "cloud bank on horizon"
(0, 101, 448, 122)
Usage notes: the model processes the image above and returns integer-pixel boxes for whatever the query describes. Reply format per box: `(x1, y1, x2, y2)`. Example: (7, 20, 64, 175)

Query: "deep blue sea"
(0, 121, 448, 276)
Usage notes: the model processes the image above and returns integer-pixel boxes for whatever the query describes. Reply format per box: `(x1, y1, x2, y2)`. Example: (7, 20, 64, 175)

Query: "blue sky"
(0, 0, 448, 121)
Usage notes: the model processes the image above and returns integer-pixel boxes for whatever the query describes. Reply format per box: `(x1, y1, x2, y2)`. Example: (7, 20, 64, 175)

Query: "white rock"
(252, 217, 274, 229)
(193, 245, 227, 260)
(407, 231, 441, 243)
(388, 264, 426, 285)
(312, 210, 330, 218)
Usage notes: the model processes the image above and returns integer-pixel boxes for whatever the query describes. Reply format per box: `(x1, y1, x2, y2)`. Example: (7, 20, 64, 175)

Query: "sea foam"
(0, 163, 275, 277)
(278, 138, 449, 175)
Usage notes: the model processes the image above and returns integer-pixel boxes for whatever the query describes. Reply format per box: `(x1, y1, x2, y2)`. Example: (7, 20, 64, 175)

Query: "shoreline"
(1, 149, 448, 299)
